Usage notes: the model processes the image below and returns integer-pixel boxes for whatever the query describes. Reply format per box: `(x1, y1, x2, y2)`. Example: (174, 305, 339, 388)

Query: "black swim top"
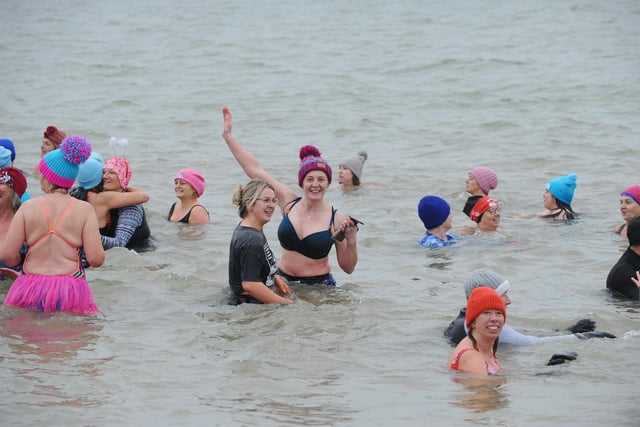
(277, 198, 336, 260)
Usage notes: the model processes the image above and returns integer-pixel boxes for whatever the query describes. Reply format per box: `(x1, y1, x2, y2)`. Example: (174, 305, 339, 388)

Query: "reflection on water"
(450, 376, 509, 413)
(1, 308, 100, 361)
(0, 307, 107, 408)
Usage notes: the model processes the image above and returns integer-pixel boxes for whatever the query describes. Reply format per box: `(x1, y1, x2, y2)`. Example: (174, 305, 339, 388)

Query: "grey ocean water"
(1, 0, 639, 425)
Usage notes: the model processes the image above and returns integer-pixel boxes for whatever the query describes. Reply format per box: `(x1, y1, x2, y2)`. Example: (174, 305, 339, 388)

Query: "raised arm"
(221, 107, 298, 211)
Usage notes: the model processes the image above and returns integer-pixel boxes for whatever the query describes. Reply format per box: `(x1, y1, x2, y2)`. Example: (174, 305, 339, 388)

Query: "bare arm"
(81, 205, 105, 267)
(333, 212, 359, 274)
(93, 188, 149, 210)
(242, 280, 292, 304)
(221, 107, 298, 211)
(188, 205, 210, 225)
(0, 209, 26, 267)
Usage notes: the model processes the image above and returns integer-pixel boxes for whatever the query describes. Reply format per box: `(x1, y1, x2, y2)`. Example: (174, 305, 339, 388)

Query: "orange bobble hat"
(465, 287, 506, 329)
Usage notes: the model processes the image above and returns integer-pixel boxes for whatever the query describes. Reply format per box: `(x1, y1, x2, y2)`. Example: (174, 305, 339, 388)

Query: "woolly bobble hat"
(0, 166, 28, 198)
(465, 287, 507, 329)
(469, 196, 498, 223)
(77, 158, 104, 190)
(297, 145, 332, 187)
(43, 126, 67, 148)
(340, 151, 368, 180)
(464, 268, 510, 299)
(176, 168, 206, 197)
(0, 139, 16, 162)
(90, 151, 104, 165)
(621, 185, 640, 205)
(470, 167, 498, 194)
(546, 173, 577, 205)
(39, 136, 92, 188)
(104, 157, 132, 190)
(418, 195, 451, 229)
(0, 146, 11, 168)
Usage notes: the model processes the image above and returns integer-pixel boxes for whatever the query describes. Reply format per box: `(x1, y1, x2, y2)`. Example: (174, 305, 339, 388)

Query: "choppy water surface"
(1, 1, 639, 426)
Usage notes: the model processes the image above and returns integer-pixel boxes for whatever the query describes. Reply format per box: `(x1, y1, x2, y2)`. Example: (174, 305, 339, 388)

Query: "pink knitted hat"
(104, 157, 132, 190)
(297, 145, 332, 187)
(470, 167, 498, 194)
(621, 185, 640, 205)
(175, 168, 205, 197)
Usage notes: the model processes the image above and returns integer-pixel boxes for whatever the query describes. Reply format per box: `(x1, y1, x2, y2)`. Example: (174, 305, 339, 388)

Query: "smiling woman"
(220, 107, 360, 285)
(228, 179, 292, 305)
(168, 168, 210, 224)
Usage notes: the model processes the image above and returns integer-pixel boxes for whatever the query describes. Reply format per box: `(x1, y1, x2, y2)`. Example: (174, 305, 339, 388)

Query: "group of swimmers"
(0, 108, 638, 378)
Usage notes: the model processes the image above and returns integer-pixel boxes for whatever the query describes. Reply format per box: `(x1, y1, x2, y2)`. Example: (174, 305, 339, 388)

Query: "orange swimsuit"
(23, 198, 85, 278)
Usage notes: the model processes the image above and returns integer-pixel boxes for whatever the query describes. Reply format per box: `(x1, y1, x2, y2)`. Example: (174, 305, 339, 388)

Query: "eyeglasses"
(257, 197, 278, 205)
(488, 207, 501, 214)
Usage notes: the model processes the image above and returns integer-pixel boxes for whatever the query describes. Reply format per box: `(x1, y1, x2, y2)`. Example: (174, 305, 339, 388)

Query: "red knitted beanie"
(465, 287, 506, 328)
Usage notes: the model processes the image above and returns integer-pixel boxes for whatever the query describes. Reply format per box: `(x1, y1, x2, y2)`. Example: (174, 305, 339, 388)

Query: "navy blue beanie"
(418, 195, 451, 229)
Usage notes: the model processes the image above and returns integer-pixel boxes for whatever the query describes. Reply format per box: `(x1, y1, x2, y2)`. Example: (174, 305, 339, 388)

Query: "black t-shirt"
(606, 247, 640, 300)
(228, 224, 278, 297)
(443, 308, 467, 346)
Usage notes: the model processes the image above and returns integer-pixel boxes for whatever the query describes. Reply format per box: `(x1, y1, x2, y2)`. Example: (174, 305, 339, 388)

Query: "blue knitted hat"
(39, 136, 92, 188)
(546, 173, 577, 205)
(77, 158, 103, 189)
(418, 195, 451, 229)
(0, 146, 11, 167)
(0, 139, 16, 162)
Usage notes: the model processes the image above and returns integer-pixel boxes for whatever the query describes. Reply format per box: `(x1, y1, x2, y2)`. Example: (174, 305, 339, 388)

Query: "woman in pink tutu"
(0, 136, 105, 315)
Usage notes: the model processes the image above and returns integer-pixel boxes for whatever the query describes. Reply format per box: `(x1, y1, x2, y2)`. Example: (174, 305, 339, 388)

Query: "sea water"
(1, 0, 639, 425)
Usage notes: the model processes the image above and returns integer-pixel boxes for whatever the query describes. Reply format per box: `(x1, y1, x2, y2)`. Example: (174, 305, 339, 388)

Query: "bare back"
(17, 194, 104, 274)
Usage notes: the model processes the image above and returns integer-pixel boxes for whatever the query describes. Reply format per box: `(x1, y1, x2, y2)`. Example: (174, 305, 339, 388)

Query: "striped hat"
(39, 136, 92, 188)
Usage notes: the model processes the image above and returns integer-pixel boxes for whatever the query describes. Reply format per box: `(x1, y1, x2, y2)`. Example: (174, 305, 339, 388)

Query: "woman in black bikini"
(221, 107, 359, 285)
(168, 168, 210, 224)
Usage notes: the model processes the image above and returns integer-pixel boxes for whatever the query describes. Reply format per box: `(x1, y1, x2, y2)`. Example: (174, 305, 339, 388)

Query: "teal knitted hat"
(0, 146, 11, 167)
(546, 173, 577, 205)
(39, 136, 92, 188)
(77, 158, 103, 189)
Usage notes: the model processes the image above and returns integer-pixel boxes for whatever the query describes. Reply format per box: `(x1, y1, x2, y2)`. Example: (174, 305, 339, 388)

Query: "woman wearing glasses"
(228, 179, 293, 305)
(465, 196, 501, 233)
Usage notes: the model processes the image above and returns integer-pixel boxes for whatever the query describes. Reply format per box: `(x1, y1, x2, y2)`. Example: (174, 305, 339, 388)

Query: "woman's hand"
(632, 270, 640, 288)
(274, 274, 291, 295)
(222, 107, 233, 139)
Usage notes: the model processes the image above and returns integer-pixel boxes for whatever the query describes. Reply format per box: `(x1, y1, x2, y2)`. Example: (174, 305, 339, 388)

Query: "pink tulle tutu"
(3, 274, 98, 315)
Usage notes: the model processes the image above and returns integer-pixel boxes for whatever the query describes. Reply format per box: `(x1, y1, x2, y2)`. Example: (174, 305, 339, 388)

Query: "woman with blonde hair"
(228, 179, 292, 305)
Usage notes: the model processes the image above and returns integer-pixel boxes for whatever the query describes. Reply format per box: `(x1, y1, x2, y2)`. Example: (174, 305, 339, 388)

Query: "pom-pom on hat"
(418, 195, 451, 229)
(0, 139, 16, 162)
(546, 173, 577, 205)
(470, 167, 498, 194)
(104, 157, 132, 190)
(340, 151, 368, 180)
(0, 166, 28, 198)
(464, 268, 510, 299)
(43, 126, 67, 148)
(176, 168, 206, 197)
(621, 185, 640, 205)
(297, 145, 332, 187)
(39, 136, 92, 188)
(465, 287, 507, 329)
(469, 196, 498, 223)
(77, 158, 104, 190)
(0, 146, 11, 167)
